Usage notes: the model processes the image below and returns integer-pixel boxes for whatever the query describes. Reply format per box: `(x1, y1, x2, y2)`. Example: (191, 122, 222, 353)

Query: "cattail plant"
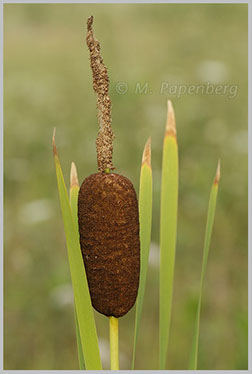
(53, 15, 220, 370)
(78, 16, 140, 322)
(79, 17, 141, 370)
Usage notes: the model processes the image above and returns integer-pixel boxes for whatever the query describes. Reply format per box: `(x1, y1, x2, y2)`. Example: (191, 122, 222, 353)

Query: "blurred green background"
(4, 3, 248, 370)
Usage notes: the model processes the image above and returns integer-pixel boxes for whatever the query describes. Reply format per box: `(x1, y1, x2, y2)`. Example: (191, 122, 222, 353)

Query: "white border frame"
(0, 0, 249, 372)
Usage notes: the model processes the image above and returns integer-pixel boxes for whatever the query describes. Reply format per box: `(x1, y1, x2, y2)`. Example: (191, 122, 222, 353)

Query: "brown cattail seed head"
(78, 173, 140, 317)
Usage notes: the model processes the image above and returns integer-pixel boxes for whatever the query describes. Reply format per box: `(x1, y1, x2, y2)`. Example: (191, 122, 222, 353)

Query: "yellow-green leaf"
(74, 306, 85, 370)
(132, 138, 152, 369)
(159, 101, 179, 369)
(188, 161, 220, 370)
(53, 132, 102, 370)
(70, 162, 85, 370)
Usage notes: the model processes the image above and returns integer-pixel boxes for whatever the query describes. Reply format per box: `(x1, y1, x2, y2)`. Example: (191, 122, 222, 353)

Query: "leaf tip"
(71, 162, 79, 188)
(214, 159, 221, 184)
(165, 100, 176, 137)
(52, 128, 58, 156)
(142, 137, 151, 168)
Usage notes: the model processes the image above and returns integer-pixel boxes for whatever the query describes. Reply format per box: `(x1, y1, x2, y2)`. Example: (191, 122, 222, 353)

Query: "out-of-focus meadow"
(4, 4, 248, 370)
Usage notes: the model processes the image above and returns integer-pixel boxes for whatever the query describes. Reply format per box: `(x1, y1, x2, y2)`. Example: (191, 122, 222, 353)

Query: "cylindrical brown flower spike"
(78, 16, 140, 318)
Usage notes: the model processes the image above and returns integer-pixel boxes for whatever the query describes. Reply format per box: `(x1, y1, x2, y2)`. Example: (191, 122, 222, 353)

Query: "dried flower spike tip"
(86, 16, 115, 172)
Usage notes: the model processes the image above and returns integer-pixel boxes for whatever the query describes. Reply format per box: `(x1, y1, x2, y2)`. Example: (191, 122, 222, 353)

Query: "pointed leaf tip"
(165, 100, 176, 137)
(71, 162, 79, 188)
(142, 137, 151, 168)
(52, 128, 57, 156)
(52, 128, 56, 145)
(214, 159, 221, 184)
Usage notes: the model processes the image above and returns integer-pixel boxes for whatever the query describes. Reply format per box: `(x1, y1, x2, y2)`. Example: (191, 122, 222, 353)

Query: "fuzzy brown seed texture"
(86, 16, 115, 172)
(78, 173, 140, 317)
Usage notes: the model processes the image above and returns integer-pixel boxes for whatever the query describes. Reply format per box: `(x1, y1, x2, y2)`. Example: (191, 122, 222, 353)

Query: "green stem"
(109, 317, 119, 370)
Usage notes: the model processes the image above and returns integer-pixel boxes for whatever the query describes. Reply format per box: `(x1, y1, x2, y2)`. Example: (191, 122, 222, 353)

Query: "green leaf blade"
(74, 306, 85, 370)
(69, 163, 85, 370)
(159, 101, 178, 370)
(53, 142, 102, 370)
(188, 162, 220, 370)
(159, 135, 178, 370)
(132, 138, 153, 369)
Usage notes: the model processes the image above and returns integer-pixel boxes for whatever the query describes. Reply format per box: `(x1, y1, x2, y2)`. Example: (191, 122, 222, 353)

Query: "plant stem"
(109, 316, 119, 370)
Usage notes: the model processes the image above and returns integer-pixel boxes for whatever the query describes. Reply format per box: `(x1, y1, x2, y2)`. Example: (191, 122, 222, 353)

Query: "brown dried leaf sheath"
(78, 173, 140, 317)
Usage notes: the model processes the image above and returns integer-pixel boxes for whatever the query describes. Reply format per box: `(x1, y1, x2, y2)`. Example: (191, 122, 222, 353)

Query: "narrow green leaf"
(74, 306, 85, 370)
(70, 162, 85, 370)
(53, 132, 102, 370)
(132, 138, 153, 369)
(188, 161, 220, 370)
(159, 101, 178, 369)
